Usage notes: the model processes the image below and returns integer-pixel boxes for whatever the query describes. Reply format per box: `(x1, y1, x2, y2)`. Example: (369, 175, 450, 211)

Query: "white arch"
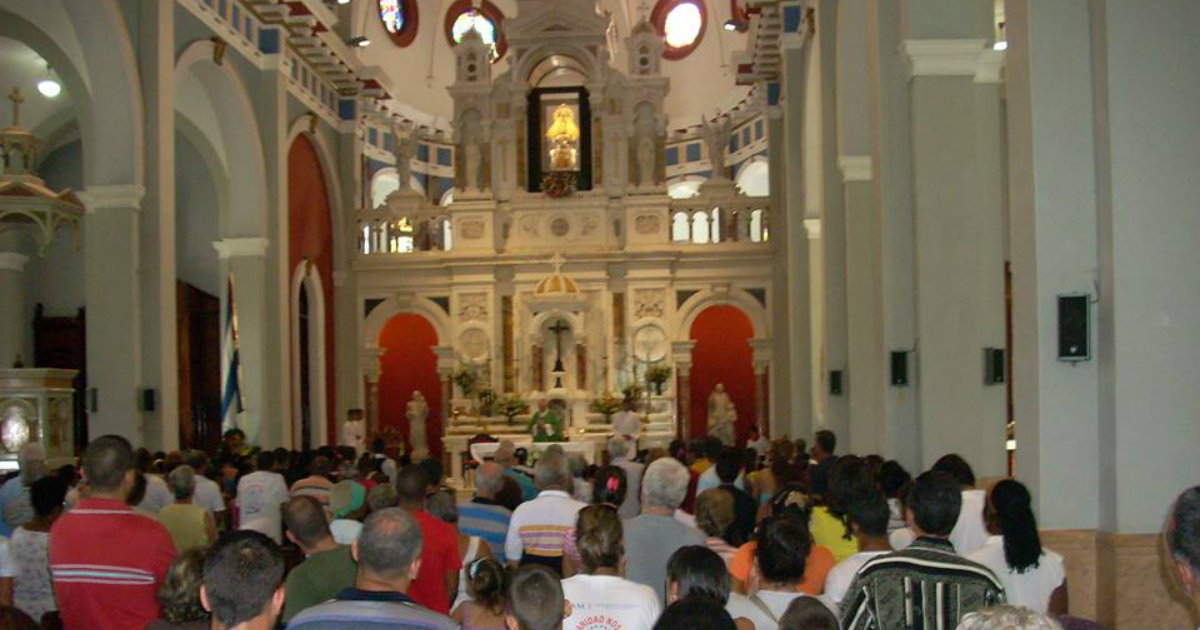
(514, 43, 602, 86)
(675, 287, 768, 341)
(361, 294, 452, 350)
(290, 261, 330, 450)
(0, 1, 144, 187)
(175, 40, 269, 238)
(286, 120, 349, 268)
(735, 156, 770, 197)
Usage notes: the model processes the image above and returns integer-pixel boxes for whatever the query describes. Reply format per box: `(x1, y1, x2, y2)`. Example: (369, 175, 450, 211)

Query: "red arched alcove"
(379, 314, 443, 459)
(287, 135, 336, 444)
(689, 305, 756, 444)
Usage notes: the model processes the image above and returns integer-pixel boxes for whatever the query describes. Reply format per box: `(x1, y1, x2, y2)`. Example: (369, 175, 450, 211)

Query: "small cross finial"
(549, 252, 566, 274)
(7, 87, 24, 128)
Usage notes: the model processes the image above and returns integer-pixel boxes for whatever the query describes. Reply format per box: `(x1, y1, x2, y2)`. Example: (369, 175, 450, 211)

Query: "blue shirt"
(0, 478, 23, 537)
(458, 498, 512, 564)
(287, 587, 458, 630)
(504, 467, 537, 502)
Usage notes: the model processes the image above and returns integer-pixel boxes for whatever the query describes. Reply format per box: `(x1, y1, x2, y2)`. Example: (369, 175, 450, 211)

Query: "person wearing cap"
(328, 480, 368, 545)
(0, 443, 46, 537)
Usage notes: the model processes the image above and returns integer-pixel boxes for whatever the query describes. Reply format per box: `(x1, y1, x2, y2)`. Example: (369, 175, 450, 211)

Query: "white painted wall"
(26, 140, 85, 321)
(175, 133, 221, 296)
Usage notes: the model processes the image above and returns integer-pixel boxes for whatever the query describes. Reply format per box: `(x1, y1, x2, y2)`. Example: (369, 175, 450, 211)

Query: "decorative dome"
(534, 252, 580, 296)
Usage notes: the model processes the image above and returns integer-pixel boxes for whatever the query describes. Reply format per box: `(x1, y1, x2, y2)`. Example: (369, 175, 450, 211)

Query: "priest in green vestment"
(527, 398, 565, 442)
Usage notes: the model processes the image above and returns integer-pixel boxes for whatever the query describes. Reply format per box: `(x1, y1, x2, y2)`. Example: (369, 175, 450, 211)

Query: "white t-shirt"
(505, 490, 586, 562)
(823, 550, 890, 607)
(966, 535, 1065, 614)
(561, 574, 661, 630)
(194, 475, 226, 514)
(138, 474, 174, 514)
(237, 471, 289, 543)
(727, 591, 833, 630)
(950, 489, 989, 556)
(330, 519, 363, 545)
(0, 536, 13, 578)
(342, 419, 366, 454)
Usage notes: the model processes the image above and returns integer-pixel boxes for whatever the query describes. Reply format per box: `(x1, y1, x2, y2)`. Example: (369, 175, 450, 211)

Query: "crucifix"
(549, 319, 570, 375)
(8, 87, 24, 128)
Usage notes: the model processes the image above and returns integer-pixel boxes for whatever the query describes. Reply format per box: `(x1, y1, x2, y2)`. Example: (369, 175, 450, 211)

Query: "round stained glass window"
(379, 0, 404, 34)
(452, 10, 498, 57)
(664, 2, 703, 49)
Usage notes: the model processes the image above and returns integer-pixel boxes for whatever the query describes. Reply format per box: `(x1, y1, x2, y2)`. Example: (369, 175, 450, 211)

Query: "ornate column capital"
(902, 39, 988, 78)
(79, 185, 146, 213)
(749, 338, 772, 374)
(213, 238, 270, 260)
(0, 252, 29, 272)
(433, 346, 457, 373)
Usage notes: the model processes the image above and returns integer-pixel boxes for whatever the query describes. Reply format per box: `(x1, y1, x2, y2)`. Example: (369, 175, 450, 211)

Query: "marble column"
(840, 156, 886, 457)
(750, 338, 772, 438)
(0, 250, 29, 367)
(781, 39, 815, 442)
(671, 341, 694, 440)
(903, 33, 1007, 476)
(137, 0, 178, 450)
(81, 185, 146, 442)
(213, 238, 273, 447)
(359, 349, 382, 438)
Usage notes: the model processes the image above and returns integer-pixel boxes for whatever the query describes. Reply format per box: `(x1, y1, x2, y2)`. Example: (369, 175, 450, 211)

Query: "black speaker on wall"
(140, 388, 157, 412)
(830, 370, 843, 396)
(890, 351, 909, 386)
(87, 388, 98, 413)
(983, 348, 1006, 385)
(1058, 294, 1091, 361)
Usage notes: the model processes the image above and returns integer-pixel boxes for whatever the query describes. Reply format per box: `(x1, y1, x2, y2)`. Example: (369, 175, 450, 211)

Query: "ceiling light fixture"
(36, 63, 61, 98)
(993, 40, 1008, 51)
(723, 18, 748, 33)
(348, 36, 371, 48)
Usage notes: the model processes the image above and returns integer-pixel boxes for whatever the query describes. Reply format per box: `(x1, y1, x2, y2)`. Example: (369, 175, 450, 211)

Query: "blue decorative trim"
(755, 119, 764, 140)
(685, 143, 702, 163)
(436, 147, 452, 167)
(383, 132, 395, 153)
(368, 128, 378, 147)
(665, 147, 680, 166)
(418, 143, 430, 163)
(767, 82, 781, 106)
(730, 134, 740, 152)
(338, 99, 356, 121)
(259, 28, 280, 54)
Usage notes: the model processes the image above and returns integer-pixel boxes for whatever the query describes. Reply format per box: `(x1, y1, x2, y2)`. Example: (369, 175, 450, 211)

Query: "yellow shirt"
(690, 458, 711, 474)
(810, 505, 860, 563)
(158, 503, 210, 552)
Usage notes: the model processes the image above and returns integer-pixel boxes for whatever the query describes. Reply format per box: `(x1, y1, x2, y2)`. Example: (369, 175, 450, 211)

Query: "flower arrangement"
(590, 391, 624, 423)
(495, 394, 530, 425)
(478, 388, 497, 417)
(542, 171, 577, 199)
(621, 383, 645, 405)
(645, 363, 673, 394)
(452, 368, 480, 398)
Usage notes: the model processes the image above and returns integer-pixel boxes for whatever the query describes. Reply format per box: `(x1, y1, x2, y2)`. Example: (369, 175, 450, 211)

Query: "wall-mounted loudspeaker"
(140, 388, 157, 412)
(830, 370, 843, 396)
(1057, 294, 1090, 361)
(891, 351, 909, 386)
(87, 388, 98, 413)
(983, 348, 1006, 385)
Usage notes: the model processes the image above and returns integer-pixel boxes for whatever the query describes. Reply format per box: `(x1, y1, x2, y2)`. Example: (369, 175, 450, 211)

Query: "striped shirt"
(287, 586, 459, 630)
(504, 490, 585, 567)
(49, 498, 177, 630)
(840, 537, 1005, 630)
(458, 498, 512, 564)
(291, 475, 335, 507)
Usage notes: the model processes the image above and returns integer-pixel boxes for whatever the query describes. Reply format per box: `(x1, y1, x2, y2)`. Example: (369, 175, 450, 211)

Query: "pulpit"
(0, 369, 77, 469)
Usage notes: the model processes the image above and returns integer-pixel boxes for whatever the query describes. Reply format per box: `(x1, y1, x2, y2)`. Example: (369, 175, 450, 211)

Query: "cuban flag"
(220, 276, 245, 432)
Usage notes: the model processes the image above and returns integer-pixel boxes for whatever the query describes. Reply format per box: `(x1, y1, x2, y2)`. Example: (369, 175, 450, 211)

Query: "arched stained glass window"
(378, 0, 419, 47)
(445, 0, 508, 61)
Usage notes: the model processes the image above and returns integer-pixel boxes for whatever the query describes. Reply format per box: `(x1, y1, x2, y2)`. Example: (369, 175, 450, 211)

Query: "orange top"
(728, 540, 836, 596)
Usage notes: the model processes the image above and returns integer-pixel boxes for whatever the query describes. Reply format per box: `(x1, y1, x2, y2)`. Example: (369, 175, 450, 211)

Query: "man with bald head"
(287, 508, 458, 630)
(281, 496, 357, 623)
(459, 461, 513, 564)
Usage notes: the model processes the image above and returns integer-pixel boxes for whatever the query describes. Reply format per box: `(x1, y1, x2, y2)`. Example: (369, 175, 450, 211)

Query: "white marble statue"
(707, 383, 737, 446)
(341, 409, 366, 455)
(462, 112, 484, 191)
(390, 122, 419, 188)
(407, 391, 430, 461)
(702, 116, 733, 179)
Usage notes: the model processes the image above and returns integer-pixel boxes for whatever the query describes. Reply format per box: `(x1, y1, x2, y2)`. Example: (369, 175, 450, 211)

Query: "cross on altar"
(549, 319, 570, 374)
(549, 251, 566, 274)
(7, 87, 24, 128)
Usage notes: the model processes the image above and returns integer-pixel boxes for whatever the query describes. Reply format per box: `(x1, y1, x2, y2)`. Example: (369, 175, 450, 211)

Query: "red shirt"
(49, 497, 177, 630)
(408, 509, 462, 614)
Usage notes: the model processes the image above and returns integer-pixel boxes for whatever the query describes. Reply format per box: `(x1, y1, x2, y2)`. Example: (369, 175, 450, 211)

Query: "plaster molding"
(0, 252, 29, 272)
(332, 271, 350, 287)
(975, 49, 1007, 84)
(902, 39, 988, 77)
(213, 238, 270, 259)
(79, 185, 146, 213)
(837, 156, 874, 182)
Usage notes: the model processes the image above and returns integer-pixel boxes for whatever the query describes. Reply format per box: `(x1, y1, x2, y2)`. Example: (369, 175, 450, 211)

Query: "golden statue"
(546, 104, 580, 171)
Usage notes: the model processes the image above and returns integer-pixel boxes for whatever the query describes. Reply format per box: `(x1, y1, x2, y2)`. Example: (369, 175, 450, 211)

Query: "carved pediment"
(508, 0, 610, 44)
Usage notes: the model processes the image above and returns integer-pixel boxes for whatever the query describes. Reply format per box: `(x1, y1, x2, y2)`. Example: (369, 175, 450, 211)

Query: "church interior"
(0, 0, 1198, 627)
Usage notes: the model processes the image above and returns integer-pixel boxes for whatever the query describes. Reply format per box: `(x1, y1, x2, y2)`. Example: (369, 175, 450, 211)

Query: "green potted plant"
(590, 391, 624, 424)
(645, 363, 673, 395)
(452, 368, 480, 398)
(495, 394, 530, 425)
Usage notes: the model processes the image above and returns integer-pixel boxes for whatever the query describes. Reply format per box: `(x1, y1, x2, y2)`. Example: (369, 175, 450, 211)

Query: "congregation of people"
(0, 425, 1196, 630)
